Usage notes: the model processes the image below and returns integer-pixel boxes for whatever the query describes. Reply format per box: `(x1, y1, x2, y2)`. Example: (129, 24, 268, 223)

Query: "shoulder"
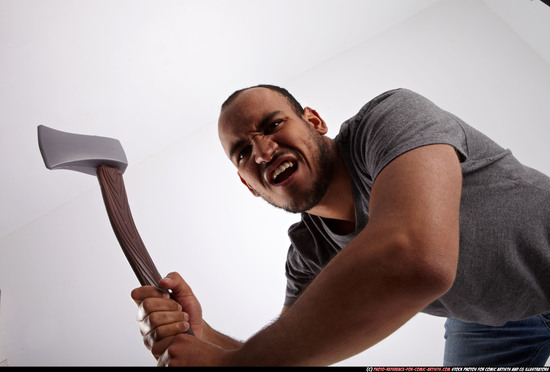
(336, 88, 419, 140)
(337, 88, 468, 180)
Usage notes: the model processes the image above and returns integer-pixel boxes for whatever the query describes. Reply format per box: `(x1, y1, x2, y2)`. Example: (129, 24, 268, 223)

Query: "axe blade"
(38, 125, 128, 176)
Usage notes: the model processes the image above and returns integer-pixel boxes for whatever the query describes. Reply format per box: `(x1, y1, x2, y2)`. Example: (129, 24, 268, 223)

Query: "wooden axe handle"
(96, 165, 194, 335)
(97, 165, 162, 287)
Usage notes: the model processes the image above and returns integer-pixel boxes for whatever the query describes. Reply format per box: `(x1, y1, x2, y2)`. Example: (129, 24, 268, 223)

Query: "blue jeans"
(444, 313, 550, 366)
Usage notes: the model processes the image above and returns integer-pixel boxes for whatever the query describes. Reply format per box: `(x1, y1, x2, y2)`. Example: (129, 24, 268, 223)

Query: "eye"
(265, 120, 282, 134)
(237, 145, 251, 162)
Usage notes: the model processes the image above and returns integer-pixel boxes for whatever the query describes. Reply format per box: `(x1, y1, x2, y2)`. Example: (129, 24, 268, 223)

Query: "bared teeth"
(273, 161, 294, 182)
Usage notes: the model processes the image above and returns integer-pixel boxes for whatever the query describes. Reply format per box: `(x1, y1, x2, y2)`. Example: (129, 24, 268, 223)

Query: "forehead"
(218, 87, 294, 155)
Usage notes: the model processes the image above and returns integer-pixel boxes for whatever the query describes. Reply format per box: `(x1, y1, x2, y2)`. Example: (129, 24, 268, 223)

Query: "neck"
(307, 140, 355, 226)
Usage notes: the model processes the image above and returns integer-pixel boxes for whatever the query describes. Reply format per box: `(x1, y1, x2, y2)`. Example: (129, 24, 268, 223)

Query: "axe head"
(38, 125, 128, 176)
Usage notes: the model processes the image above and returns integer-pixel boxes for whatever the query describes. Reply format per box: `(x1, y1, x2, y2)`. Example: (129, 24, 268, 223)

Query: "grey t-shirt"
(285, 88, 550, 326)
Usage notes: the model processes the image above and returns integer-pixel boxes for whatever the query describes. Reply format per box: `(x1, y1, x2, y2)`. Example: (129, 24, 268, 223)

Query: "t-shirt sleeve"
(284, 221, 318, 307)
(349, 88, 469, 181)
(284, 89, 471, 307)
(284, 244, 311, 307)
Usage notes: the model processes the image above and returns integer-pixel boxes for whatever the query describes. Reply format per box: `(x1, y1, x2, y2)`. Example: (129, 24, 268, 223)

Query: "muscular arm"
(228, 144, 462, 365)
(202, 320, 243, 350)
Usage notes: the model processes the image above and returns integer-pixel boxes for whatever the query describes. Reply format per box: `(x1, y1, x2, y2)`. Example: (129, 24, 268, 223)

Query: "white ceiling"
(1, 0, 549, 240)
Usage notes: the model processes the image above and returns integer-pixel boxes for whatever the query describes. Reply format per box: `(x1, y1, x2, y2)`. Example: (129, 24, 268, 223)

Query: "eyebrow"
(229, 110, 282, 160)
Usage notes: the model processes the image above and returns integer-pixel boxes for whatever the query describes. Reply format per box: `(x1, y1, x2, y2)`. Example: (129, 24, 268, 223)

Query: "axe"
(37, 125, 193, 335)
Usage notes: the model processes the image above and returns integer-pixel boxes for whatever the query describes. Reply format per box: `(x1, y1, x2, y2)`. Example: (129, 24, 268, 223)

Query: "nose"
(252, 135, 278, 164)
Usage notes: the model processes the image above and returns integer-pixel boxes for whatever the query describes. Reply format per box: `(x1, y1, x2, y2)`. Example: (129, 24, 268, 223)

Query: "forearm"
(202, 320, 244, 350)
(228, 229, 455, 366)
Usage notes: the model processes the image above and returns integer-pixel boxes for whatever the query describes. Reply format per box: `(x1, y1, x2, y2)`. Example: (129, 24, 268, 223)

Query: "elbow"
(416, 257, 456, 300)
(386, 232, 458, 303)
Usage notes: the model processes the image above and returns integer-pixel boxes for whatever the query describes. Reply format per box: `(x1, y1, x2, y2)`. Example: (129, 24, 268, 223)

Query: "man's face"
(218, 87, 334, 213)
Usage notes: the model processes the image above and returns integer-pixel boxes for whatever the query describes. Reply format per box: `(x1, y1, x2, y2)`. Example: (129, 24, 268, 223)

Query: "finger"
(131, 285, 169, 305)
(145, 321, 191, 355)
(140, 310, 189, 336)
(157, 346, 170, 366)
(156, 334, 191, 367)
(158, 272, 195, 303)
(150, 335, 175, 359)
(159, 272, 202, 322)
(157, 272, 203, 338)
(137, 297, 182, 322)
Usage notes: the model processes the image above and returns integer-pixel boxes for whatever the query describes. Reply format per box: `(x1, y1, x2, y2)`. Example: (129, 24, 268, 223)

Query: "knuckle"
(148, 311, 161, 324)
(141, 297, 160, 313)
(143, 330, 156, 350)
(130, 288, 140, 301)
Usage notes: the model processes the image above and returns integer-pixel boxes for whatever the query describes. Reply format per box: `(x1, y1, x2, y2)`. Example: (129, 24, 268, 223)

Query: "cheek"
(239, 165, 260, 186)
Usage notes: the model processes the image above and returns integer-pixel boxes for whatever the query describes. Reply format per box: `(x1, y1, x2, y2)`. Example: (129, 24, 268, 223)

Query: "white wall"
(1, 0, 549, 366)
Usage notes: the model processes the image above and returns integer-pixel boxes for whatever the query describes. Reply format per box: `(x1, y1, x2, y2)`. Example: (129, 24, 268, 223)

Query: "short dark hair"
(221, 84, 304, 117)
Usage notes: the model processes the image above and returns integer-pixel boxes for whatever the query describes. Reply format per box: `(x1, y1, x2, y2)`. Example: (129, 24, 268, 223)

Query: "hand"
(131, 272, 203, 359)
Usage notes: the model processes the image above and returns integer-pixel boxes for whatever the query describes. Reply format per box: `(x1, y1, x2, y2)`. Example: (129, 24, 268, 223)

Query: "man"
(131, 85, 550, 366)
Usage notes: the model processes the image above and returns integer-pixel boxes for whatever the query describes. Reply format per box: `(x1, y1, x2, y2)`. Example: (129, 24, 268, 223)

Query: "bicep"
(367, 144, 462, 283)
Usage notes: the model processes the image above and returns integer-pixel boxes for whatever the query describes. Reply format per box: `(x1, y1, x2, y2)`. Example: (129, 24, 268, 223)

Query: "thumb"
(159, 272, 196, 311)
(159, 272, 194, 301)
(159, 272, 203, 336)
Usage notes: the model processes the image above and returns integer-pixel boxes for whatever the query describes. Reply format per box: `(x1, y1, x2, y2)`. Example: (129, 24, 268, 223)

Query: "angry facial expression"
(218, 87, 334, 213)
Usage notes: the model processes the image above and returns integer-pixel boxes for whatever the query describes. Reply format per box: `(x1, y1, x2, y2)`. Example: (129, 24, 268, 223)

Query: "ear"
(303, 107, 328, 135)
(238, 172, 260, 197)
